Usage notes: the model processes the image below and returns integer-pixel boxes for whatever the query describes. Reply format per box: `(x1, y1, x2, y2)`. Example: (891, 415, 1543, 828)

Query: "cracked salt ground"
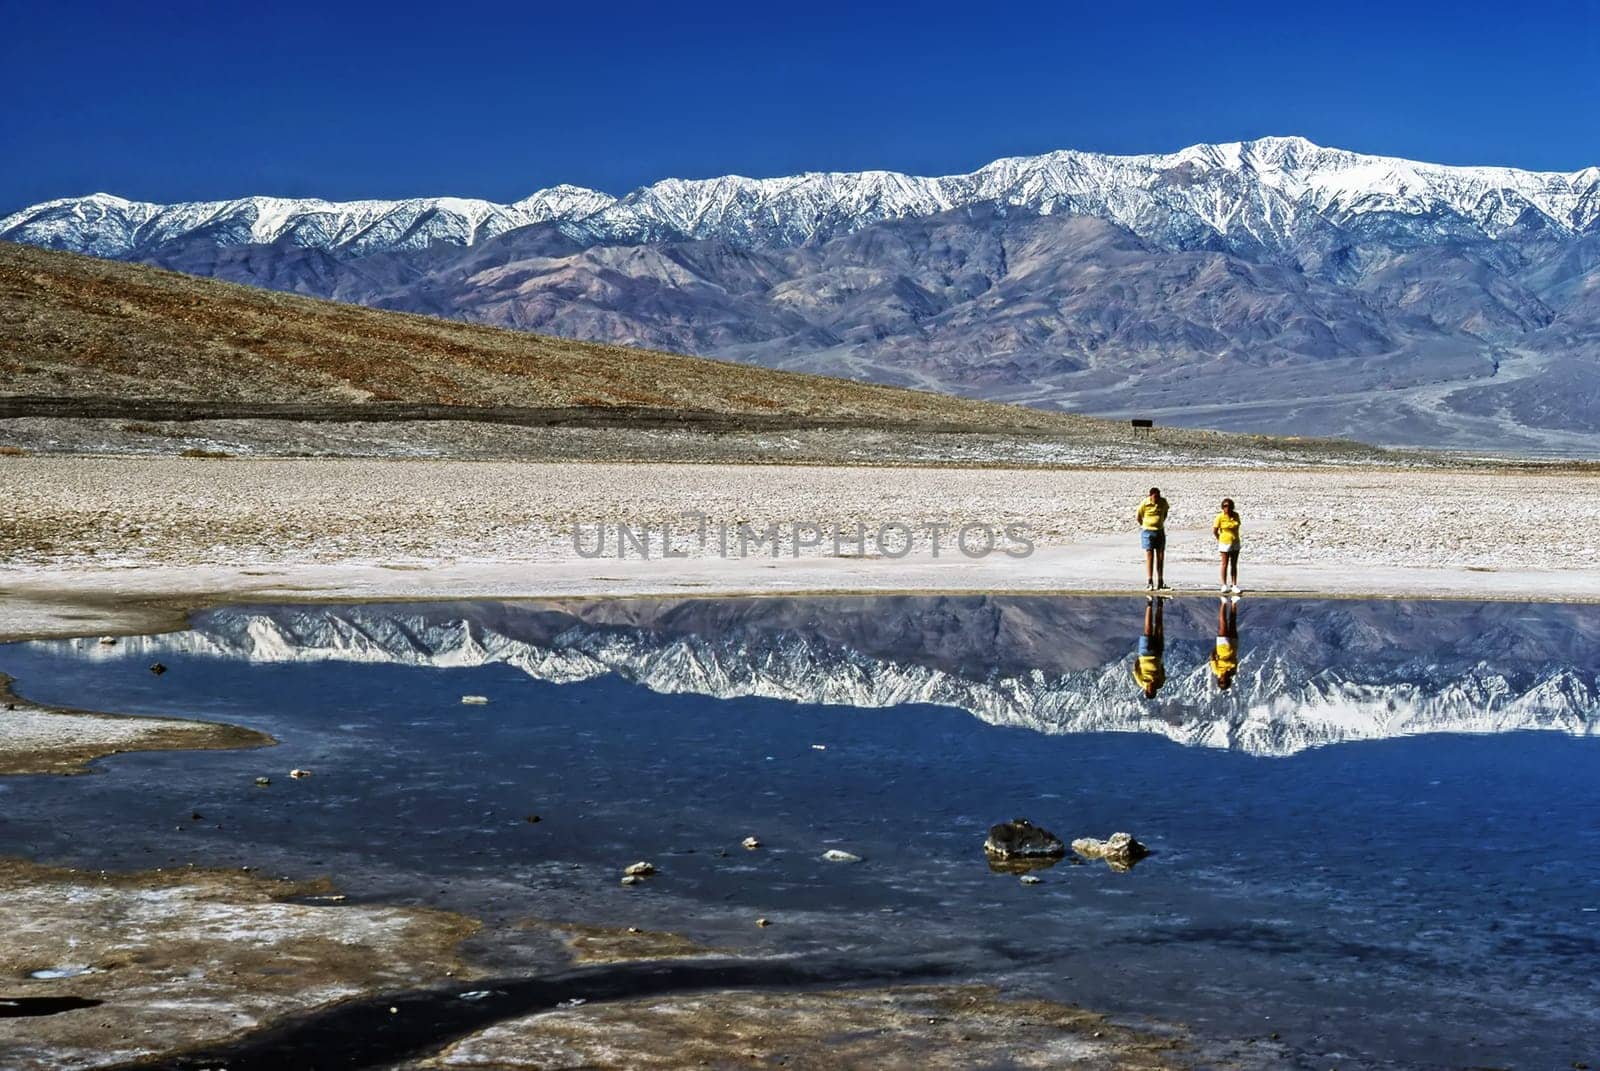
(2, 593, 1597, 1070)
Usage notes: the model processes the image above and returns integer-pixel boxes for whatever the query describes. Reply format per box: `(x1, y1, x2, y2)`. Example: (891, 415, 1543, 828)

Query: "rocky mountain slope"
(7, 137, 1600, 451)
(75, 596, 1600, 758)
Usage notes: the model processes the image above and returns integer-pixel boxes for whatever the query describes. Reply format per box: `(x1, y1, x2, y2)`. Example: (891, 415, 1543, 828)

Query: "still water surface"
(2, 596, 1597, 1069)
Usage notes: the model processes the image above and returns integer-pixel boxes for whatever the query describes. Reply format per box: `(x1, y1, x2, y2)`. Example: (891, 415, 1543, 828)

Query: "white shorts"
(1219, 541, 1238, 554)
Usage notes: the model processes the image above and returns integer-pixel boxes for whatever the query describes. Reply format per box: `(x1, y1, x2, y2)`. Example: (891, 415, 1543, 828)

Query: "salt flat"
(3, 457, 1596, 641)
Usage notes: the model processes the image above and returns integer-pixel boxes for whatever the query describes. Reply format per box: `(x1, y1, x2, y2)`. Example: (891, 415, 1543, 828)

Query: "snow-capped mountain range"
(58, 597, 1600, 758)
(0, 184, 616, 257)
(6, 136, 1599, 257)
(9, 137, 1600, 453)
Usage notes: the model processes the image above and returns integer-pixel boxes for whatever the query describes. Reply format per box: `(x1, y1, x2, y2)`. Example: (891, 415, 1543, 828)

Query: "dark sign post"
(1130, 418, 1154, 438)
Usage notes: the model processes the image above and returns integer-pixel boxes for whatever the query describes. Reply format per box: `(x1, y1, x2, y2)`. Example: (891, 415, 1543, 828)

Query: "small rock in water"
(98, 636, 117, 646)
(620, 875, 643, 886)
(525, 814, 542, 824)
(254, 776, 271, 787)
(289, 768, 311, 779)
(1019, 874, 1043, 885)
(821, 849, 862, 863)
(1071, 831, 1150, 871)
(149, 663, 167, 676)
(741, 836, 761, 850)
(984, 818, 1067, 860)
(622, 861, 657, 878)
(755, 917, 771, 927)
(460, 695, 489, 705)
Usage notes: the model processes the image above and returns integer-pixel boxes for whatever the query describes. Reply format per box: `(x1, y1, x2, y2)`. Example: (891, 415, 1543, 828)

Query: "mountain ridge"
(7, 136, 1599, 258)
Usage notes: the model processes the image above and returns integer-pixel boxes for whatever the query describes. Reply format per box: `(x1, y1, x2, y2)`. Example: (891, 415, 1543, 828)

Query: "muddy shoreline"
(0, 671, 273, 776)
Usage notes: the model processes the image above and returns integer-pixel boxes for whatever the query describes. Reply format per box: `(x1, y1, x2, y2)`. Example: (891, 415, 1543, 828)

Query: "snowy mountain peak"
(513, 184, 618, 220)
(4, 137, 1597, 259)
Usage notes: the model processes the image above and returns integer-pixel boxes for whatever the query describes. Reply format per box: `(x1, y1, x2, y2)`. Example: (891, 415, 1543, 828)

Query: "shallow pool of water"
(2, 595, 1597, 1069)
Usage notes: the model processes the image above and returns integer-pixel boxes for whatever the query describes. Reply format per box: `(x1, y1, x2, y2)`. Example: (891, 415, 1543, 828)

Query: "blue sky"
(2, 0, 1597, 210)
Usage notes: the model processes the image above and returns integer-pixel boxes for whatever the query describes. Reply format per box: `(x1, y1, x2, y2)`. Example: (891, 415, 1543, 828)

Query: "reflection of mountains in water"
(67, 597, 1600, 757)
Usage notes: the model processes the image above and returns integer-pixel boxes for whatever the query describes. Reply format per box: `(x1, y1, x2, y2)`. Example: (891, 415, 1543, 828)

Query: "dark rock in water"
(149, 662, 167, 675)
(986, 854, 1062, 875)
(983, 818, 1066, 860)
(1071, 832, 1150, 871)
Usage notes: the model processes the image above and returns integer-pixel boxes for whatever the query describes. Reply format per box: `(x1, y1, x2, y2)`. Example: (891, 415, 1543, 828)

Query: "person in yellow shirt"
(1212, 497, 1241, 594)
(1135, 486, 1170, 591)
(1132, 595, 1167, 698)
(1209, 596, 1240, 691)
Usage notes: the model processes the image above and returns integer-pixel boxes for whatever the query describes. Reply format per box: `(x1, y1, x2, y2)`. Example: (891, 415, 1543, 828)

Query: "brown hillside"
(0, 241, 1098, 433)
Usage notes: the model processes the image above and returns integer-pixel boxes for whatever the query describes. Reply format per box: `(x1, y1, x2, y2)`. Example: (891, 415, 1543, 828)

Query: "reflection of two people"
(1130, 596, 1241, 698)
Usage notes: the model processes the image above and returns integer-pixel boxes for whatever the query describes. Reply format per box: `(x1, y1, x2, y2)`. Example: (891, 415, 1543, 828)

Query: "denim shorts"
(1140, 529, 1166, 552)
(1138, 635, 1164, 657)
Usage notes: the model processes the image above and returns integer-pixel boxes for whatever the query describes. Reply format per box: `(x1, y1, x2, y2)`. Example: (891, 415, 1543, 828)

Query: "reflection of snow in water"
(54, 597, 1600, 758)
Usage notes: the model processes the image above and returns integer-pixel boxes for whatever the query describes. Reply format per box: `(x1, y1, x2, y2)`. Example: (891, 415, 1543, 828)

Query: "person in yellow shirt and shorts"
(1135, 486, 1170, 591)
(1210, 595, 1240, 691)
(1212, 497, 1241, 594)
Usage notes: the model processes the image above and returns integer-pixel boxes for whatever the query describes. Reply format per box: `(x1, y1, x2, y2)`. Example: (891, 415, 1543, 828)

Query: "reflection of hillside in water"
(60, 596, 1600, 757)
